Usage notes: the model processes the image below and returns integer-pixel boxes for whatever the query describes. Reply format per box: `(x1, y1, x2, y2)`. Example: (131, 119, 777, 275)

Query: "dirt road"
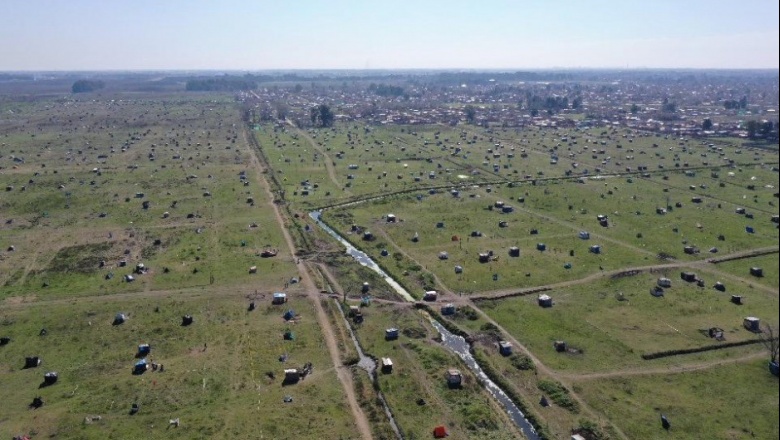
(244, 127, 373, 440)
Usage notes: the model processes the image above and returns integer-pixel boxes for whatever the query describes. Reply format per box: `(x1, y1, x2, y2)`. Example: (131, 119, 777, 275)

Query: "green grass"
(574, 358, 780, 440)
(0, 293, 359, 440)
(479, 271, 778, 373)
(348, 302, 521, 440)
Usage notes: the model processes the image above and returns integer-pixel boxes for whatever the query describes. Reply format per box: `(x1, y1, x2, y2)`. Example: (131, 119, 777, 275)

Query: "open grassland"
(0, 96, 295, 300)
(0, 293, 359, 440)
(713, 253, 780, 291)
(291, 123, 780, 438)
(477, 270, 777, 373)
(573, 359, 780, 440)
(0, 94, 363, 440)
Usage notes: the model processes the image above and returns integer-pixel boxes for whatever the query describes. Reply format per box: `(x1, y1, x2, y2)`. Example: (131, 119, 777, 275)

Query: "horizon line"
(1, 67, 779, 74)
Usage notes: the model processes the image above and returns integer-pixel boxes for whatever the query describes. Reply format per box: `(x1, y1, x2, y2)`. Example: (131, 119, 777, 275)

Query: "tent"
(433, 425, 448, 438)
(137, 344, 151, 356)
(113, 313, 127, 325)
(283, 310, 296, 321)
(24, 356, 41, 369)
(43, 371, 58, 385)
(181, 315, 194, 326)
(133, 359, 148, 375)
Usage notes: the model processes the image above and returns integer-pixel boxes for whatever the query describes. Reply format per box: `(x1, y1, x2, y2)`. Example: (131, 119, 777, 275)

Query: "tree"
(745, 120, 759, 139)
(464, 105, 476, 124)
(702, 118, 713, 131)
(630, 104, 640, 114)
(72, 79, 105, 93)
(572, 97, 583, 110)
(760, 324, 779, 365)
(310, 104, 334, 128)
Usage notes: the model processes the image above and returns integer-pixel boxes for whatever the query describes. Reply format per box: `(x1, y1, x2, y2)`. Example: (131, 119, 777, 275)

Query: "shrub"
(538, 380, 579, 413)
(510, 354, 535, 371)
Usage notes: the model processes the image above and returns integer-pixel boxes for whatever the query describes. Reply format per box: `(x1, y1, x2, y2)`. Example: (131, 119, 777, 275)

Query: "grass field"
(574, 358, 779, 440)
(2, 90, 777, 440)
(0, 292, 360, 440)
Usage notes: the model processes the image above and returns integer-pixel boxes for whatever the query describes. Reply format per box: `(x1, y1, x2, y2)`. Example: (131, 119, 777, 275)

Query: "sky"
(1, 0, 778, 71)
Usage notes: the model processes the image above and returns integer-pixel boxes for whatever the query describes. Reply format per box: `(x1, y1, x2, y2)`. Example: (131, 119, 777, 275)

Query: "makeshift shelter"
(43, 371, 58, 385)
(381, 357, 393, 374)
(589, 245, 601, 254)
(248, 266, 257, 274)
(133, 359, 148, 375)
(283, 310, 296, 321)
(445, 369, 462, 387)
(683, 246, 699, 255)
(283, 329, 295, 340)
(538, 294, 553, 308)
(423, 291, 438, 301)
(29, 396, 44, 409)
(499, 341, 513, 356)
(24, 356, 41, 369)
(731, 295, 743, 305)
(657, 278, 672, 288)
(501, 205, 514, 213)
(181, 315, 194, 326)
(750, 267, 763, 277)
(714, 282, 726, 292)
(454, 265, 463, 274)
(433, 426, 448, 438)
(386, 214, 397, 223)
(439, 251, 449, 260)
(536, 243, 546, 251)
(680, 272, 697, 282)
(113, 313, 127, 325)
(0, 336, 10, 346)
(554, 341, 567, 352)
(283, 369, 300, 385)
(137, 344, 150, 357)
(578, 231, 590, 239)
(441, 303, 456, 315)
(650, 286, 665, 297)
(509, 246, 520, 257)
(478, 252, 490, 263)
(348, 305, 360, 316)
(272, 293, 287, 304)
(385, 328, 399, 340)
(743, 317, 760, 332)
(361, 282, 370, 293)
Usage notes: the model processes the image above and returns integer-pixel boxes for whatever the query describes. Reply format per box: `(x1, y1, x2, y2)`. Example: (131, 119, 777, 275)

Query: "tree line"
(71, 79, 105, 93)
(185, 76, 257, 92)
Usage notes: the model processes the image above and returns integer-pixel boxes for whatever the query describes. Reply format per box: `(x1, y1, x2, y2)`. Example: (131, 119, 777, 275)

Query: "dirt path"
(290, 122, 347, 194)
(244, 127, 373, 440)
(561, 351, 767, 381)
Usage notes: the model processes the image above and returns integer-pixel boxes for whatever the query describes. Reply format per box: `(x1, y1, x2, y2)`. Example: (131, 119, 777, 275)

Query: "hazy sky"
(1, 0, 778, 71)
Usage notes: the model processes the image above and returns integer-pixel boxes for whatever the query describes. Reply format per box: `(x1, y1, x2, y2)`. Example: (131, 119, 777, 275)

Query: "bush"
(575, 419, 611, 440)
(510, 354, 535, 371)
(538, 380, 579, 413)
